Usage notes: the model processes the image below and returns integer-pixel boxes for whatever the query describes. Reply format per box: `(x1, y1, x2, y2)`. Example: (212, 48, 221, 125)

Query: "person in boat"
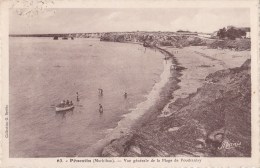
(99, 104, 103, 113)
(60, 101, 64, 107)
(66, 100, 70, 106)
(59, 100, 66, 107)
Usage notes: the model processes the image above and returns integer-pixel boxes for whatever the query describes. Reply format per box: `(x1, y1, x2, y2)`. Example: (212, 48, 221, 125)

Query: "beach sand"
(160, 46, 250, 116)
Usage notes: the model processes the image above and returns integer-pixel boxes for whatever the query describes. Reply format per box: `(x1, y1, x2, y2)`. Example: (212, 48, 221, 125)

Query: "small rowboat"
(55, 105, 74, 112)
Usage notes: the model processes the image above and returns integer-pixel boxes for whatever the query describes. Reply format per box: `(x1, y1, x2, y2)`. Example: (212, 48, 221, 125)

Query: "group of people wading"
(60, 89, 128, 113)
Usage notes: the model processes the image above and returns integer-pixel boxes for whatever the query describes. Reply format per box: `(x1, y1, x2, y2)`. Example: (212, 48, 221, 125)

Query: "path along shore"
(101, 45, 251, 157)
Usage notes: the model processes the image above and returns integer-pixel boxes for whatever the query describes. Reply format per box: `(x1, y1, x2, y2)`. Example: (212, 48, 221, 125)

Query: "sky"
(9, 8, 250, 34)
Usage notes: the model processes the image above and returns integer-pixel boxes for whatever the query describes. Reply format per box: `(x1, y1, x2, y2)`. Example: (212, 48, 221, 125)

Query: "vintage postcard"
(0, 0, 259, 167)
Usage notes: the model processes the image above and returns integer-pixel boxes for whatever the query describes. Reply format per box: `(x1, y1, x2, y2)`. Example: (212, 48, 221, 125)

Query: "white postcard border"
(0, 0, 259, 167)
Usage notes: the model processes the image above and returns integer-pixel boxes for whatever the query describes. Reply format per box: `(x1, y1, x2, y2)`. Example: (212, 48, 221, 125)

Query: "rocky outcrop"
(102, 59, 251, 157)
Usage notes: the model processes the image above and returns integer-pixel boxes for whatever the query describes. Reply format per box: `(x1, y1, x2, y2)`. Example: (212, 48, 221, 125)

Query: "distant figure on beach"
(99, 104, 103, 113)
(170, 65, 177, 71)
(98, 88, 103, 96)
(124, 92, 127, 99)
(76, 92, 79, 101)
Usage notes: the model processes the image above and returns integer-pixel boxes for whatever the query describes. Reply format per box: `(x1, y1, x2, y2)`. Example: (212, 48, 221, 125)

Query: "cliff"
(102, 59, 251, 157)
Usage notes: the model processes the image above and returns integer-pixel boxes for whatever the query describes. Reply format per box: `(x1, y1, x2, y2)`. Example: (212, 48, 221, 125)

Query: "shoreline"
(78, 45, 178, 157)
(129, 47, 183, 132)
(100, 45, 185, 157)
(101, 44, 251, 157)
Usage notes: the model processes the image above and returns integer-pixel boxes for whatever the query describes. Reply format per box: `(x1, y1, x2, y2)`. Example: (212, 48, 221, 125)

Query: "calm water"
(9, 37, 164, 157)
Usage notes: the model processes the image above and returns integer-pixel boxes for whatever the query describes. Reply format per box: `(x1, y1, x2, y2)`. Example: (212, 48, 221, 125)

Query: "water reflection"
(99, 111, 103, 118)
(55, 108, 74, 120)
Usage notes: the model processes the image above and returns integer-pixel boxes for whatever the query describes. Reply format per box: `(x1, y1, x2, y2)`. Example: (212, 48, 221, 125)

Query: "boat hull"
(55, 106, 74, 112)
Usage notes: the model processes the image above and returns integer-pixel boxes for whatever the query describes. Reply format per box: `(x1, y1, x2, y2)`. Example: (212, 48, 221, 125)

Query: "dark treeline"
(217, 27, 248, 40)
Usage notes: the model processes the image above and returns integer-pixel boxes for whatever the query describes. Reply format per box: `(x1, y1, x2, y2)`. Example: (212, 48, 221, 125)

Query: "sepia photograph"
(1, 0, 259, 167)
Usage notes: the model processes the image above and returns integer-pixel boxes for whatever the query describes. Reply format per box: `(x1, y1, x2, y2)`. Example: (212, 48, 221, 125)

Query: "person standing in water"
(124, 92, 127, 99)
(76, 92, 79, 102)
(99, 104, 103, 113)
(98, 88, 103, 96)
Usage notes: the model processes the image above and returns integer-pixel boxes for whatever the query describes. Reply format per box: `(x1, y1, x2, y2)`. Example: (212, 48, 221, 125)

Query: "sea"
(9, 37, 169, 157)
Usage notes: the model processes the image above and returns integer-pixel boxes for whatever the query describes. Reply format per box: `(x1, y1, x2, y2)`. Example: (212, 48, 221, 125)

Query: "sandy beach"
(160, 46, 250, 116)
